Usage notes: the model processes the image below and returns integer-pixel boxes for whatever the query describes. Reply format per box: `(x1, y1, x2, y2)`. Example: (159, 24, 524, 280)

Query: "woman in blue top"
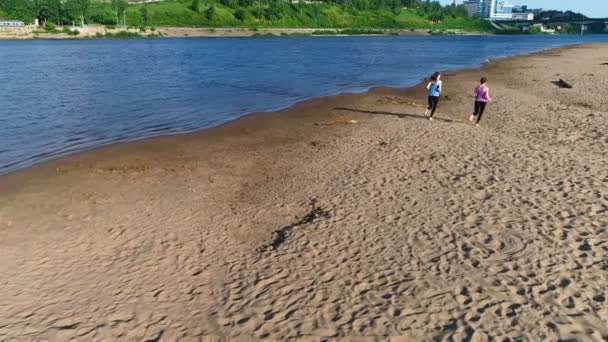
(425, 72, 442, 121)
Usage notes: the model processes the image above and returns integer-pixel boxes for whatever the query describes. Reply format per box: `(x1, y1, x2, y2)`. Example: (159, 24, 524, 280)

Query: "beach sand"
(1, 43, 607, 341)
(0, 26, 484, 40)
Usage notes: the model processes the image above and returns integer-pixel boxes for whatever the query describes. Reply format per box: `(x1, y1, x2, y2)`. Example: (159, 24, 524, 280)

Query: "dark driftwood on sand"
(553, 79, 573, 89)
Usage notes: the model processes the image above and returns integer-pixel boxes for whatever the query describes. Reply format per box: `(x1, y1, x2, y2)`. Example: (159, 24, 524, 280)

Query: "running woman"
(470, 77, 492, 126)
(425, 72, 442, 121)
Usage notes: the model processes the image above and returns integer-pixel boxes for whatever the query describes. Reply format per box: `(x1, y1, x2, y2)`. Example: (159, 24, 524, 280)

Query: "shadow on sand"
(335, 107, 455, 123)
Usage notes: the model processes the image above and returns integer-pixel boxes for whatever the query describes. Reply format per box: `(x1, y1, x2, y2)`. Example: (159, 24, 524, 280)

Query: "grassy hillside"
(1, 0, 494, 32)
(119, 0, 493, 31)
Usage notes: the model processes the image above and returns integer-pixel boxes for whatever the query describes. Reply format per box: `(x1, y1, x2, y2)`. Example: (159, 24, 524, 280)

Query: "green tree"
(44, 21, 56, 30)
(88, 1, 118, 25)
(238, 0, 254, 6)
(265, 2, 283, 21)
(63, 0, 79, 25)
(191, 0, 199, 12)
(62, 0, 90, 26)
(0, 0, 35, 22)
(528, 25, 541, 34)
(35, 0, 62, 24)
(140, 4, 149, 25)
(110, 0, 127, 26)
(205, 5, 216, 21)
(234, 8, 247, 21)
(251, 6, 264, 19)
(219, 0, 238, 9)
(79, 0, 90, 25)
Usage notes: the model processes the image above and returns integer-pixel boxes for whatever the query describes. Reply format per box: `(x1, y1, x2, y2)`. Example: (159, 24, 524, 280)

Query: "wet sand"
(1, 44, 607, 341)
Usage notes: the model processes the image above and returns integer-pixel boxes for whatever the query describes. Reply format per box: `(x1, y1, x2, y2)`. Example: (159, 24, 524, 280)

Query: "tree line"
(0, 0, 130, 26)
(0, 0, 485, 30)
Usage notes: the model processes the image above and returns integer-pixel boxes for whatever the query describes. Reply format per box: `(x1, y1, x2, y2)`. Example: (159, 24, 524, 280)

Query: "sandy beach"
(1, 43, 607, 341)
(0, 26, 487, 40)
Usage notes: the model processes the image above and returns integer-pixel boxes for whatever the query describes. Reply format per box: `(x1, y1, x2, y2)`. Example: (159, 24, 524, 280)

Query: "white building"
(512, 12, 534, 21)
(487, 0, 514, 20)
(0, 21, 25, 27)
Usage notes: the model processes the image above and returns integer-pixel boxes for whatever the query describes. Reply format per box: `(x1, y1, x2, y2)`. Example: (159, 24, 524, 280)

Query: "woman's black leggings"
(473, 101, 487, 123)
(427, 96, 439, 117)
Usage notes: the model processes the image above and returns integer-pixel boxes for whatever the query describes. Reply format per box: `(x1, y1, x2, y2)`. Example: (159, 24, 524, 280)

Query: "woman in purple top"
(470, 77, 492, 126)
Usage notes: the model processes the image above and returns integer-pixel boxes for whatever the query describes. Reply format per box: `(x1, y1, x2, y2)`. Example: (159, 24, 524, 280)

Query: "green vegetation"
(34, 21, 79, 35)
(6, 0, 603, 35)
(1, 0, 494, 32)
(62, 25, 80, 35)
(140, 5, 149, 26)
(96, 30, 142, 38)
(43, 21, 57, 31)
(527, 25, 542, 35)
(191, 0, 200, 12)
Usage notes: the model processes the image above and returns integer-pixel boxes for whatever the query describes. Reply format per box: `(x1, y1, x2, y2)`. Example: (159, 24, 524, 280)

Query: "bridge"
(506, 18, 608, 25)
(492, 17, 608, 34)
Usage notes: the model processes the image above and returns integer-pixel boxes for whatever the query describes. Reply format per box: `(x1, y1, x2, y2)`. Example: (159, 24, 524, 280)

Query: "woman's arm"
(486, 88, 492, 102)
(426, 82, 431, 90)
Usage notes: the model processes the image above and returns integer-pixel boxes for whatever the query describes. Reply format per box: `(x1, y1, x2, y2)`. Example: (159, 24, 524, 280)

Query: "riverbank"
(1, 44, 608, 340)
(0, 25, 491, 39)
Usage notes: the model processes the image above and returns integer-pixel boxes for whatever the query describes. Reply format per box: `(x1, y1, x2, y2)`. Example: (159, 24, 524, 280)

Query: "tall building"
(512, 5, 528, 13)
(465, 0, 514, 21)
(491, 0, 514, 20)
(463, 0, 481, 17)
(479, 0, 491, 18)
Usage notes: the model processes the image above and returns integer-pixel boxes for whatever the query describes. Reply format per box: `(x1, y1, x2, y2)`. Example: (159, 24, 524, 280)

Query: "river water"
(1, 35, 608, 174)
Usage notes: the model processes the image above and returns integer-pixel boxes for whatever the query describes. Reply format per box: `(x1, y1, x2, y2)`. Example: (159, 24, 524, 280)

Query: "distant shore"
(0, 25, 492, 40)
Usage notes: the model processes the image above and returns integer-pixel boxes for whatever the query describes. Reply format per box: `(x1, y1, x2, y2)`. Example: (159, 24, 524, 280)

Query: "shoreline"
(0, 84, 406, 185)
(0, 26, 494, 40)
(0, 41, 590, 179)
(1, 43, 607, 340)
